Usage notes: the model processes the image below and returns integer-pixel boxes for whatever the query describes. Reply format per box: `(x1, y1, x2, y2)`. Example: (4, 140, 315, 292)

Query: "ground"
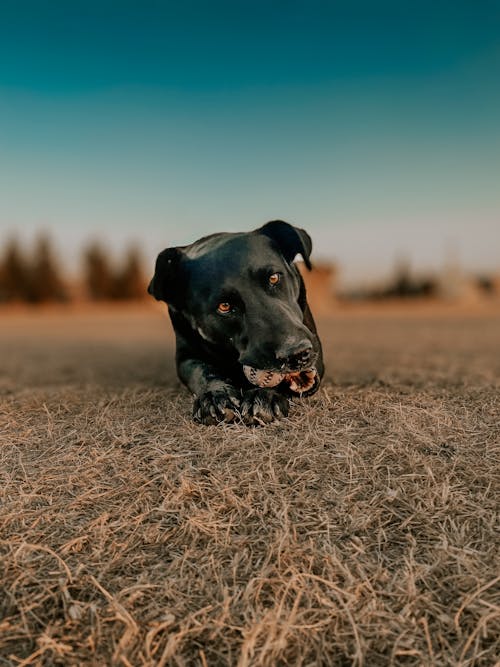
(1, 302, 499, 666)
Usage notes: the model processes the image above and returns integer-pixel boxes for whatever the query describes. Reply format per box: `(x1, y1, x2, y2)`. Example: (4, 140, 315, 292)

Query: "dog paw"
(193, 389, 241, 425)
(240, 388, 289, 425)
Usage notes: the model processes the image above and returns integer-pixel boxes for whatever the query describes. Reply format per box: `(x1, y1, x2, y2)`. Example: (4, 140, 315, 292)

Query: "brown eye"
(217, 302, 232, 314)
(269, 272, 281, 285)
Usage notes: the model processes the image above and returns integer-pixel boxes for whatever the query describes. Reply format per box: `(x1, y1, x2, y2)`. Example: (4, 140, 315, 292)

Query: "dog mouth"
(243, 365, 319, 396)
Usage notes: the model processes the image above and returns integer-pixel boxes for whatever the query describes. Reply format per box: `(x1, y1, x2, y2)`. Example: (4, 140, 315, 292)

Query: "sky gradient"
(1, 0, 499, 285)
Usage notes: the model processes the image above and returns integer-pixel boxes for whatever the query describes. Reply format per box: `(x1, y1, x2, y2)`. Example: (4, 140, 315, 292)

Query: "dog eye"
(217, 302, 232, 314)
(268, 273, 281, 286)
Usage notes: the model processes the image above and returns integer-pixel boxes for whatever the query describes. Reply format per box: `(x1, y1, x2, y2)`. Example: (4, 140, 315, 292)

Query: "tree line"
(0, 235, 148, 303)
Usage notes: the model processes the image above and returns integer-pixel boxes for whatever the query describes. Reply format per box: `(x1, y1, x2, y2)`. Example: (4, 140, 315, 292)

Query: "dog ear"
(258, 220, 313, 270)
(147, 247, 184, 304)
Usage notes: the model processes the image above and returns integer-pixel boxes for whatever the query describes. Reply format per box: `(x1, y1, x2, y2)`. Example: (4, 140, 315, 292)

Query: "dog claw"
(193, 389, 241, 425)
(273, 402, 284, 418)
(240, 388, 289, 426)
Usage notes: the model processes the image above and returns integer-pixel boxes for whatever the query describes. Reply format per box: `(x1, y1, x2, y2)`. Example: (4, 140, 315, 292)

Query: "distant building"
(436, 258, 484, 303)
(489, 273, 500, 299)
(298, 261, 337, 314)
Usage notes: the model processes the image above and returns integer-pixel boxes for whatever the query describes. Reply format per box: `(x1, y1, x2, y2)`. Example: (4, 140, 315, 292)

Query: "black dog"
(148, 220, 324, 425)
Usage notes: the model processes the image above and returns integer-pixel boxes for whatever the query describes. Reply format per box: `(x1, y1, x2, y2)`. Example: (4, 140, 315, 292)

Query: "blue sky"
(0, 0, 499, 284)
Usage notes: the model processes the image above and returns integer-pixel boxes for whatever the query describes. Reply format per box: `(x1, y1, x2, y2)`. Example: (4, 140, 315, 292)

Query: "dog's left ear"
(258, 220, 312, 270)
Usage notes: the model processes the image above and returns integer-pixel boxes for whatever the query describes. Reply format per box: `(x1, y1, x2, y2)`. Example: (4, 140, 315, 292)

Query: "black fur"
(149, 220, 324, 425)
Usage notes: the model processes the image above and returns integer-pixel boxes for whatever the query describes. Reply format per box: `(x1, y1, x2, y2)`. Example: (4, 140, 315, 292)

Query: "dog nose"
(276, 339, 313, 369)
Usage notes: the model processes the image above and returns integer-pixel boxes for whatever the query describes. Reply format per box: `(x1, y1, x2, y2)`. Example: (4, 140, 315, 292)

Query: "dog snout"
(276, 339, 313, 370)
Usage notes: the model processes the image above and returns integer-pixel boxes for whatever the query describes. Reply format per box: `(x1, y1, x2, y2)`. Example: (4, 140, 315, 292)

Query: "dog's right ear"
(147, 247, 183, 304)
(258, 220, 313, 270)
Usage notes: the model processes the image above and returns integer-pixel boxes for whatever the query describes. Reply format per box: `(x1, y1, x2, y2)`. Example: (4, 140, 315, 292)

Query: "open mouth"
(243, 365, 319, 396)
(285, 368, 318, 394)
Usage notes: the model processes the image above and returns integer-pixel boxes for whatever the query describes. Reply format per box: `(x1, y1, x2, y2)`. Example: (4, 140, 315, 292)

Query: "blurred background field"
(0, 231, 499, 310)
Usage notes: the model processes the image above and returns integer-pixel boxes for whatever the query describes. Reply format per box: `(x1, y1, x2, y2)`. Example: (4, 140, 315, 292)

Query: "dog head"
(149, 220, 320, 380)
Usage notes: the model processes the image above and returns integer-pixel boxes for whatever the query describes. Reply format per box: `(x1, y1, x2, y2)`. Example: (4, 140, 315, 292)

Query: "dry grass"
(1, 303, 499, 666)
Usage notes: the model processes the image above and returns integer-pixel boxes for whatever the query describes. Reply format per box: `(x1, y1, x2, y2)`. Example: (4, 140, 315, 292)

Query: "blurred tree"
(83, 241, 114, 300)
(29, 234, 68, 303)
(112, 245, 147, 300)
(0, 238, 32, 302)
(382, 256, 435, 299)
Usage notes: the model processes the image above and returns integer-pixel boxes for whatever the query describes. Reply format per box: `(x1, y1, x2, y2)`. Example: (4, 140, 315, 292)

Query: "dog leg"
(178, 358, 241, 425)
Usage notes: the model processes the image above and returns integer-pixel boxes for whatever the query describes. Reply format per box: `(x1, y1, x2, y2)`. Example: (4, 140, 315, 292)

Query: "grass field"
(1, 302, 499, 666)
